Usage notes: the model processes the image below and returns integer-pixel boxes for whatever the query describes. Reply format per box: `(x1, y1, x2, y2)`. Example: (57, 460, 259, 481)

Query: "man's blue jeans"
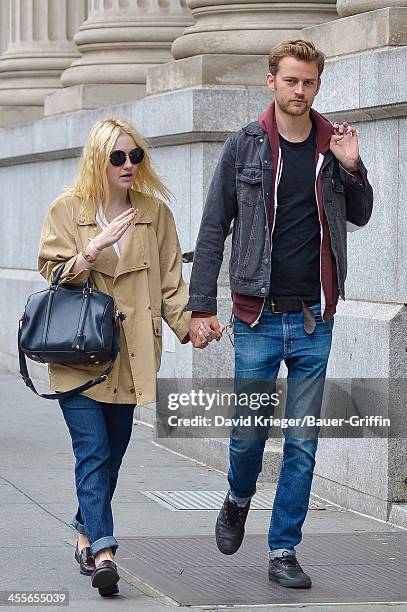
(228, 304, 333, 556)
(59, 395, 135, 557)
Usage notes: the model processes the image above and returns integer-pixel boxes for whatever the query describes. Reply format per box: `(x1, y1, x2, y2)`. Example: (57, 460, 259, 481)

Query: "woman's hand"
(190, 316, 224, 349)
(93, 208, 137, 251)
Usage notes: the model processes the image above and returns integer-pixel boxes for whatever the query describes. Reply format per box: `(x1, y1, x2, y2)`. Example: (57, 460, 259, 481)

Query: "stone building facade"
(1, 1, 407, 526)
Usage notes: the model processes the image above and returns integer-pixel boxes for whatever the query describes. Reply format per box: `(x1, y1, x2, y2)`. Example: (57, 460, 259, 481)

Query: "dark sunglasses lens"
(129, 148, 144, 165)
(109, 150, 127, 166)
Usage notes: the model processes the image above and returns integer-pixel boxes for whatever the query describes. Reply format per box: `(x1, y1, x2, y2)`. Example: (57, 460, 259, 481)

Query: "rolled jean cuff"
(71, 518, 87, 536)
(269, 548, 295, 559)
(90, 536, 118, 557)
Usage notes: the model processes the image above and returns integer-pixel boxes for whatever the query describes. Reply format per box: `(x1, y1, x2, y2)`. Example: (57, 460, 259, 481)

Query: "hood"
(258, 101, 334, 155)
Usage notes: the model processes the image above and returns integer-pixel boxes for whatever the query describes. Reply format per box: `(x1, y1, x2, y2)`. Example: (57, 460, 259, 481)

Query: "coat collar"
(76, 189, 153, 226)
(242, 121, 264, 136)
(129, 190, 154, 225)
(77, 190, 153, 279)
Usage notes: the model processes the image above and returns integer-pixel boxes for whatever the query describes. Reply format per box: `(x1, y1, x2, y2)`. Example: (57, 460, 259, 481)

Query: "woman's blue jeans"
(59, 395, 135, 557)
(229, 304, 333, 556)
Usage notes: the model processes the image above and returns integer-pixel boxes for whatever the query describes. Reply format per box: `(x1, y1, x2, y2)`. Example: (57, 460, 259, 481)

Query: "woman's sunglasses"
(109, 147, 144, 167)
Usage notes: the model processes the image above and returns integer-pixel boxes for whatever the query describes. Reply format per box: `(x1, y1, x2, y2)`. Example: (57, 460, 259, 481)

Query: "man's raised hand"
(330, 122, 360, 172)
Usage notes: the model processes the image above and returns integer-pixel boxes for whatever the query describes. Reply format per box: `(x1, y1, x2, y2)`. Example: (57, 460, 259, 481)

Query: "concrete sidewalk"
(1, 369, 406, 612)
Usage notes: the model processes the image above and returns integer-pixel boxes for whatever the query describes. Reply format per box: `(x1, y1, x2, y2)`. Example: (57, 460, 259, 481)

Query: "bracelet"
(82, 246, 96, 263)
(87, 239, 102, 256)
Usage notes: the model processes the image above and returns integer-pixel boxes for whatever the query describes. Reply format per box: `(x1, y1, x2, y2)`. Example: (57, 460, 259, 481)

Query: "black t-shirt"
(269, 123, 321, 301)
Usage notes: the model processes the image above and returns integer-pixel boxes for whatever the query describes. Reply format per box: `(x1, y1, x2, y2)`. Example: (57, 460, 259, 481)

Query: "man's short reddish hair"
(268, 39, 325, 78)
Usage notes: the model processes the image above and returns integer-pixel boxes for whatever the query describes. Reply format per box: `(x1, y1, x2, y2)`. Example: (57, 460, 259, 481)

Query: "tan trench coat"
(38, 189, 191, 405)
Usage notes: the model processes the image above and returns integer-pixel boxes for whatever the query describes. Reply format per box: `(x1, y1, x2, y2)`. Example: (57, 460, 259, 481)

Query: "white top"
(96, 206, 120, 257)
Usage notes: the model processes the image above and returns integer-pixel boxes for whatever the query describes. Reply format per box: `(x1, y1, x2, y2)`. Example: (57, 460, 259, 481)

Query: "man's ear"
(267, 72, 275, 92)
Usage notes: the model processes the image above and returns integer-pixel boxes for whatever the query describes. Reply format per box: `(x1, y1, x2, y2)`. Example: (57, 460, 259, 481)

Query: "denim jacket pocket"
(236, 169, 263, 207)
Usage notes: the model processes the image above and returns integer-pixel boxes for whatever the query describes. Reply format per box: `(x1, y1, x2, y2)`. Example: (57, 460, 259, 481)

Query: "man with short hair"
(186, 39, 373, 588)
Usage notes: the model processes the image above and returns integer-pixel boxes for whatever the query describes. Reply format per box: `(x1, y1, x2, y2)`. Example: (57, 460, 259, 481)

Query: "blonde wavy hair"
(269, 39, 325, 78)
(67, 117, 171, 214)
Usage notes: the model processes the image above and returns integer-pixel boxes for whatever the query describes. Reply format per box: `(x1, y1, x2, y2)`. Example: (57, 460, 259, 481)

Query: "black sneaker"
(268, 552, 312, 588)
(215, 494, 251, 555)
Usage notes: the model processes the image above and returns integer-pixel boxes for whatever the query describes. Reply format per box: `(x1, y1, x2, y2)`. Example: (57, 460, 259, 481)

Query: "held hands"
(93, 207, 137, 251)
(330, 122, 360, 172)
(189, 315, 225, 349)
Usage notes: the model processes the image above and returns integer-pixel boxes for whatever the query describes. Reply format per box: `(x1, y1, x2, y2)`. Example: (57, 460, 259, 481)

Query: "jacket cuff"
(64, 269, 92, 284)
(191, 311, 215, 319)
(339, 158, 367, 188)
(173, 312, 191, 344)
(49, 256, 92, 286)
(184, 295, 217, 314)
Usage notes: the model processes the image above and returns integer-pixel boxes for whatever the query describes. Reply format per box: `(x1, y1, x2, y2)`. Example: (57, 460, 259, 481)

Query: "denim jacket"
(186, 112, 374, 323)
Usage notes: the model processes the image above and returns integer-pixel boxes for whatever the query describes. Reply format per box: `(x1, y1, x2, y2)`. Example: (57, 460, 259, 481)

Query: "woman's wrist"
(81, 239, 102, 264)
(90, 236, 104, 253)
(82, 245, 96, 264)
(87, 239, 102, 257)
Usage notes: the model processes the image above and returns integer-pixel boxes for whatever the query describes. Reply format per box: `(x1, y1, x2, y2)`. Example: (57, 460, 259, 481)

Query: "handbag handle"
(51, 262, 92, 289)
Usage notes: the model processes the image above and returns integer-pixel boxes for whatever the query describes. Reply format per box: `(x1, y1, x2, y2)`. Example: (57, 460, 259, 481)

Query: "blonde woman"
(38, 118, 193, 596)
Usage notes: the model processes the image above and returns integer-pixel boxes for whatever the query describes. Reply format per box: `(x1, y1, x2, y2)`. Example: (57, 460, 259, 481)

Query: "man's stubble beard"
(277, 97, 312, 117)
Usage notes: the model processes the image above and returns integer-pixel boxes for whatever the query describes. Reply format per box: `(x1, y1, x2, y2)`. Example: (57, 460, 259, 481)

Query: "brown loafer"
(74, 542, 95, 576)
(91, 560, 120, 590)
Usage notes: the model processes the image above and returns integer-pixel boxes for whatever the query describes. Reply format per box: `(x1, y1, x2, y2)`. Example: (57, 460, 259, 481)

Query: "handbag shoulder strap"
(18, 317, 119, 401)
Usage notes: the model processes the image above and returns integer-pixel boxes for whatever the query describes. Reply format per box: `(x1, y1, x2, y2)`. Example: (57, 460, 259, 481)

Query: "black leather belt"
(267, 297, 319, 314)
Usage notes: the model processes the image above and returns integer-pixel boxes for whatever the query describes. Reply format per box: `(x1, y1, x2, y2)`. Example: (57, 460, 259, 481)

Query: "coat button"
(263, 258, 269, 264)
(259, 138, 263, 143)
(138, 391, 142, 396)
(113, 388, 117, 394)
(131, 352, 135, 357)
(261, 287, 266, 294)
(148, 306, 151, 310)
(130, 388, 135, 393)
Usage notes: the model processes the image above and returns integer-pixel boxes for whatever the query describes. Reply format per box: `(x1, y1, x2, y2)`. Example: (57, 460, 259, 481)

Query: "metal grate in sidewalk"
(116, 532, 407, 607)
(141, 489, 329, 511)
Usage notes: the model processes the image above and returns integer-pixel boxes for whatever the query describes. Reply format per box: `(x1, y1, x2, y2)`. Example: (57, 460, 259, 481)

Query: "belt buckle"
(270, 300, 282, 314)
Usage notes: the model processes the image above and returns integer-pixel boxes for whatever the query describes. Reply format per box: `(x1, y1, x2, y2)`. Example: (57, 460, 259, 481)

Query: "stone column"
(337, 0, 407, 16)
(173, 0, 338, 58)
(303, 1, 407, 56)
(0, 0, 86, 127)
(44, 0, 194, 116)
(147, 0, 338, 95)
(0, 0, 10, 58)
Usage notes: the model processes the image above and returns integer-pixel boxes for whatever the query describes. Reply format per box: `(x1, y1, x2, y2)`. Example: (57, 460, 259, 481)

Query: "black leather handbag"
(18, 263, 122, 400)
